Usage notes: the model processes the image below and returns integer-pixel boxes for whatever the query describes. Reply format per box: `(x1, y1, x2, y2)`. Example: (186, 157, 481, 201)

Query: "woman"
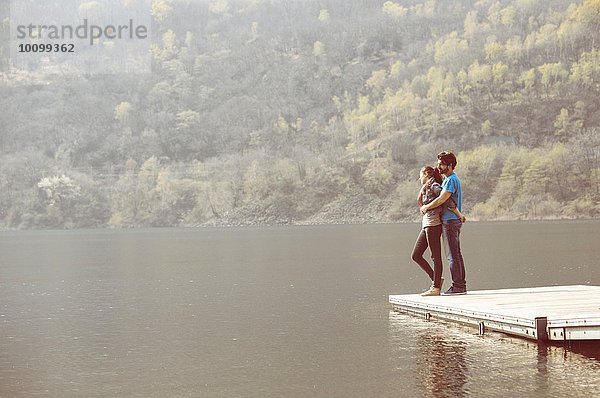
(411, 166, 464, 296)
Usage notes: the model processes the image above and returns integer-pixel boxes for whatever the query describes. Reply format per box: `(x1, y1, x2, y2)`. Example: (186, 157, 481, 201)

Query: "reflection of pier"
(390, 285, 600, 341)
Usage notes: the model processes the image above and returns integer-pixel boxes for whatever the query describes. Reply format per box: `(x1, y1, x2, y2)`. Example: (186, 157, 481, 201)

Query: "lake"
(1, 222, 599, 397)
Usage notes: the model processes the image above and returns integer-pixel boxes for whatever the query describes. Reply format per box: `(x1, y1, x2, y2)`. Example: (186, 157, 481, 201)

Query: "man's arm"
(420, 189, 452, 214)
(451, 206, 467, 223)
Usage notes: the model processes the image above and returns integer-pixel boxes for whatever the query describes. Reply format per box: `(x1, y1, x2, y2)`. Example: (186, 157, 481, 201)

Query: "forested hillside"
(1, 0, 599, 228)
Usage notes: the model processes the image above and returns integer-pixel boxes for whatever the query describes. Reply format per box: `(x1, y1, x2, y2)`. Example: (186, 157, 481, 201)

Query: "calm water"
(0, 222, 599, 397)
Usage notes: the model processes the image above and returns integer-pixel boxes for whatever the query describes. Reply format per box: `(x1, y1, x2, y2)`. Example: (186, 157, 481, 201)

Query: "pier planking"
(389, 285, 600, 341)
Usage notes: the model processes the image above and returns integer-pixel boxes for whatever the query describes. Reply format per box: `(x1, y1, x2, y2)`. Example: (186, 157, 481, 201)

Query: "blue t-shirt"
(441, 172, 462, 221)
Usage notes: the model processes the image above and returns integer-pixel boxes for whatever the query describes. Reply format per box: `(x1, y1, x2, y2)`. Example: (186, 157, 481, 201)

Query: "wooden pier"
(389, 285, 600, 341)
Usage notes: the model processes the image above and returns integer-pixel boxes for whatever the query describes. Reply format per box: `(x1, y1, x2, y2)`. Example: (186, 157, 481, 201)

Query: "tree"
(434, 31, 470, 71)
(566, 128, 600, 201)
(487, 2, 506, 27)
(463, 11, 481, 44)
(313, 41, 325, 57)
(37, 175, 82, 227)
(538, 62, 568, 94)
(521, 144, 570, 201)
(485, 37, 504, 63)
(152, 0, 173, 24)
(362, 157, 396, 198)
(504, 36, 524, 65)
(576, 0, 600, 27)
(570, 49, 600, 89)
(458, 146, 506, 205)
(366, 69, 387, 97)
(500, 6, 517, 28)
(489, 148, 532, 208)
(345, 95, 378, 150)
(535, 24, 559, 60)
(491, 62, 510, 98)
(553, 101, 585, 142)
(518, 68, 537, 93)
(467, 60, 493, 106)
(383, 2, 408, 18)
(208, 0, 230, 16)
(389, 61, 405, 81)
(318, 9, 330, 23)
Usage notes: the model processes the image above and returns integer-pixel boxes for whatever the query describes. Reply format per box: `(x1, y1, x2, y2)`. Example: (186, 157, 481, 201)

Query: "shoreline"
(1, 217, 598, 232)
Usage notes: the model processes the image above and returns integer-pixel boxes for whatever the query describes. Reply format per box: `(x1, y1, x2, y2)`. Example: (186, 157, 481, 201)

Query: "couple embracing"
(411, 151, 467, 296)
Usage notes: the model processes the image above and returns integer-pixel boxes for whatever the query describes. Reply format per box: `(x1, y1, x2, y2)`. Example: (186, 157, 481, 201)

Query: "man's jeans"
(442, 219, 466, 289)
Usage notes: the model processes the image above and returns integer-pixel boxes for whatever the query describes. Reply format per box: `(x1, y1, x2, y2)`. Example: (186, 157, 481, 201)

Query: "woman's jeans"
(411, 224, 443, 288)
(442, 219, 466, 290)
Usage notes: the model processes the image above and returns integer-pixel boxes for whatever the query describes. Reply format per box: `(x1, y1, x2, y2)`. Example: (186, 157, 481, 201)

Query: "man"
(420, 151, 467, 295)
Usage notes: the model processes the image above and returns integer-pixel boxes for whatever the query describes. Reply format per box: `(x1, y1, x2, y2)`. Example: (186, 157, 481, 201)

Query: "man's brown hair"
(437, 151, 457, 168)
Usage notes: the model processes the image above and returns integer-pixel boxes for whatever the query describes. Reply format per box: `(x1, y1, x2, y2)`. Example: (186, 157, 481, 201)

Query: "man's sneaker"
(420, 287, 441, 296)
(442, 286, 467, 295)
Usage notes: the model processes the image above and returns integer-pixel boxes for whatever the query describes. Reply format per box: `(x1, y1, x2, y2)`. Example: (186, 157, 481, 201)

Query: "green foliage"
(434, 32, 471, 70)
(570, 49, 600, 88)
(152, 0, 173, 24)
(1, 0, 600, 228)
(362, 157, 397, 198)
(382, 2, 408, 18)
(472, 136, 599, 220)
(458, 145, 507, 204)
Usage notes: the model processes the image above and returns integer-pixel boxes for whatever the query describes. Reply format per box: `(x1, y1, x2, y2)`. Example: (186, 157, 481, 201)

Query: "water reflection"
(388, 311, 469, 398)
(389, 311, 600, 397)
(417, 333, 467, 398)
(560, 341, 600, 361)
(535, 343, 549, 396)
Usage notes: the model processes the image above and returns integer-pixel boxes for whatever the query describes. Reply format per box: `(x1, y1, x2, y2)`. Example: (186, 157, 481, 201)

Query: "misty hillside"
(1, 0, 599, 228)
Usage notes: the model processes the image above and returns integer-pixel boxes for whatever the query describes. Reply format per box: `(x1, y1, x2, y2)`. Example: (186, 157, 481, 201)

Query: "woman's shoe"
(430, 276, 444, 290)
(420, 286, 441, 296)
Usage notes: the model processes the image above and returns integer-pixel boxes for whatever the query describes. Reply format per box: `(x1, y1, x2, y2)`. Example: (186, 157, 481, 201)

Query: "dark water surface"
(1, 222, 599, 397)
